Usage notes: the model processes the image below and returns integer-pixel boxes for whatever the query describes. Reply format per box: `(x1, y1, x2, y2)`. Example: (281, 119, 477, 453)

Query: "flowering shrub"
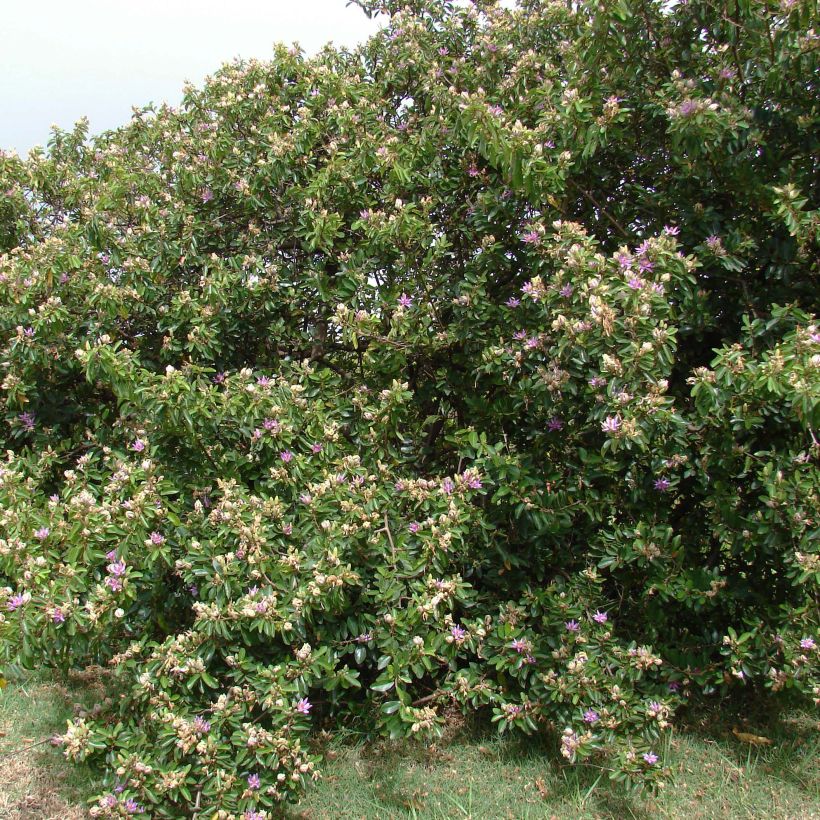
(1, 0, 818, 815)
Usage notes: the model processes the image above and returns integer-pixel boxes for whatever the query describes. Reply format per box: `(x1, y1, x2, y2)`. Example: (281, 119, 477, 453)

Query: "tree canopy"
(0, 1, 818, 816)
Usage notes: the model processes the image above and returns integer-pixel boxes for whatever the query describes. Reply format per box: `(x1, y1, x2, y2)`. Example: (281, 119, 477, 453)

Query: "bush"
(1, 0, 817, 816)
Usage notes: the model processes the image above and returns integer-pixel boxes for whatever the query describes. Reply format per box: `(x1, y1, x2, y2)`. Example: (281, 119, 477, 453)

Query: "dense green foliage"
(1, 0, 818, 816)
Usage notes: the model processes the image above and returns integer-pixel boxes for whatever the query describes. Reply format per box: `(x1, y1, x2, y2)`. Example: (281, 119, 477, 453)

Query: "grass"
(1, 672, 818, 819)
(291, 706, 820, 820)
(0, 669, 103, 819)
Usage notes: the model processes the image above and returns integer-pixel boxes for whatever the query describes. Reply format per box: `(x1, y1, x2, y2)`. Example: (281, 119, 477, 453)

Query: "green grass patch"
(1, 673, 818, 819)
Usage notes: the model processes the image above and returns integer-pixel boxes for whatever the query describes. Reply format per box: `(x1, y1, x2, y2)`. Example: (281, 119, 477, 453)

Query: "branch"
(0, 736, 57, 760)
(567, 179, 629, 238)
(411, 690, 448, 707)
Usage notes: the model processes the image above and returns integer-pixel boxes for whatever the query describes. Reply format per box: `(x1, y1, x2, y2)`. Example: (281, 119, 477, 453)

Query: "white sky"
(0, 0, 381, 156)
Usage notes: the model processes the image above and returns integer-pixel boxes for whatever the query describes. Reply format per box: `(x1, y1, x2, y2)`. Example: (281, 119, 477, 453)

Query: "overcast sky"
(0, 0, 381, 156)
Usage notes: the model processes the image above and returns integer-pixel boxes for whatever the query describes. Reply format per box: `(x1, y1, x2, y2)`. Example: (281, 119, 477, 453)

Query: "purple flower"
(705, 235, 722, 250)
(24, 326, 35, 337)
(282, 523, 293, 535)
(450, 624, 467, 642)
(504, 703, 522, 718)
(442, 478, 455, 495)
(800, 637, 816, 650)
(102, 794, 117, 808)
(654, 478, 671, 492)
(678, 99, 698, 117)
(131, 439, 145, 452)
(149, 531, 164, 545)
(193, 716, 211, 734)
(592, 610, 608, 624)
(18, 412, 35, 432)
(108, 560, 127, 577)
(256, 376, 271, 387)
(488, 104, 504, 116)
(505, 297, 520, 308)
(588, 376, 606, 388)
(34, 527, 50, 541)
(559, 284, 574, 298)
(616, 253, 632, 270)
(213, 372, 226, 384)
(467, 163, 480, 177)
(397, 293, 413, 308)
(124, 798, 142, 814)
(583, 709, 599, 724)
(201, 188, 214, 203)
(601, 416, 621, 434)
(263, 418, 280, 432)
(627, 276, 644, 290)
(7, 594, 26, 612)
(247, 773, 261, 790)
(638, 258, 654, 273)
(280, 450, 294, 463)
(547, 417, 563, 432)
(359, 209, 371, 220)
(525, 336, 540, 349)
(52, 608, 65, 624)
(663, 225, 680, 236)
(310, 442, 323, 454)
(643, 752, 659, 765)
(245, 812, 264, 820)
(521, 230, 541, 245)
(409, 522, 420, 533)
(565, 620, 580, 632)
(105, 577, 123, 592)
(295, 697, 312, 714)
(511, 638, 528, 653)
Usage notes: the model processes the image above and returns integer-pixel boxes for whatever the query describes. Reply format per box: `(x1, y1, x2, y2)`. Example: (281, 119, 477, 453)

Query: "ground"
(1, 672, 818, 819)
